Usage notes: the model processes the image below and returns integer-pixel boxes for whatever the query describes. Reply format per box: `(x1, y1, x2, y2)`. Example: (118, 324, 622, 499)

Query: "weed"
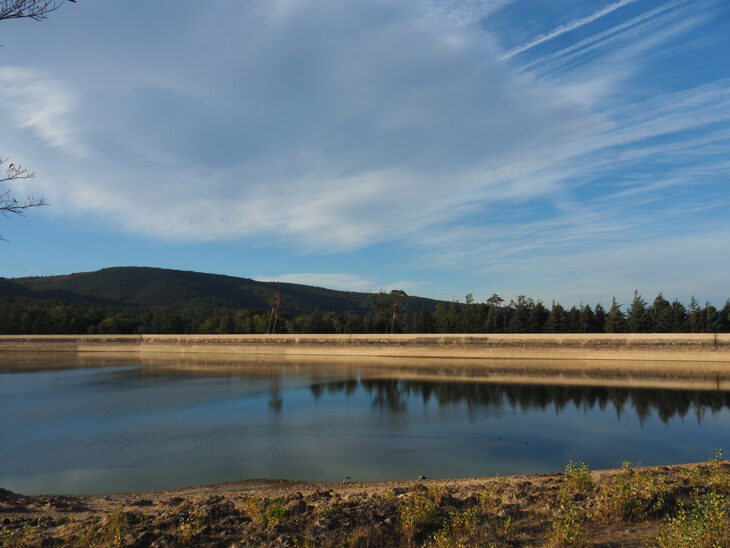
(103, 506, 128, 548)
(564, 461, 593, 493)
(266, 498, 286, 528)
(708, 448, 730, 493)
(398, 490, 438, 541)
(496, 514, 513, 538)
(548, 486, 589, 547)
(479, 484, 499, 515)
(656, 490, 730, 547)
(592, 461, 666, 524)
(424, 505, 480, 547)
(0, 523, 41, 548)
(427, 483, 447, 503)
(178, 503, 206, 542)
(241, 495, 285, 529)
(241, 495, 267, 527)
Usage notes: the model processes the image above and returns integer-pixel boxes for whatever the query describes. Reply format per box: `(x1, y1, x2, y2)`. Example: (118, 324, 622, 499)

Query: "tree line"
(1, 290, 729, 335)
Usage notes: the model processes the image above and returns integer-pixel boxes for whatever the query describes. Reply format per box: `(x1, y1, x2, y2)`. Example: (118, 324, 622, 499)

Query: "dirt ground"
(2, 460, 729, 547)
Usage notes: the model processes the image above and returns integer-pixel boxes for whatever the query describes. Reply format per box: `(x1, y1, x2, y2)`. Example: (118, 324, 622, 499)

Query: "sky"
(0, 0, 728, 306)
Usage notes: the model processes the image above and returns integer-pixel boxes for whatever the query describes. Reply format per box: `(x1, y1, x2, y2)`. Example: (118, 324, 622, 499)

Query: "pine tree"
(688, 296, 702, 333)
(670, 299, 688, 332)
(605, 297, 625, 333)
(627, 290, 650, 333)
(649, 293, 672, 332)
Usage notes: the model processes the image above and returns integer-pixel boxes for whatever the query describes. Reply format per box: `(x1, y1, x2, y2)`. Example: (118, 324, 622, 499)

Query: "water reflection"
(4, 357, 730, 494)
(311, 378, 730, 426)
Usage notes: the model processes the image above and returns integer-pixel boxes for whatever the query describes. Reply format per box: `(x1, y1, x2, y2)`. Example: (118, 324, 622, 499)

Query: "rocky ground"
(2, 459, 730, 547)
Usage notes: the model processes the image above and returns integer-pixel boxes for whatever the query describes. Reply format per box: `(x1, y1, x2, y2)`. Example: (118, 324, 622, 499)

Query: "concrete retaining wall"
(1, 333, 729, 362)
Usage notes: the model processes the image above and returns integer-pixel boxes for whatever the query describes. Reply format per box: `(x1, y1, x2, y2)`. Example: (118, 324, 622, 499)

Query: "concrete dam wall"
(1, 333, 729, 362)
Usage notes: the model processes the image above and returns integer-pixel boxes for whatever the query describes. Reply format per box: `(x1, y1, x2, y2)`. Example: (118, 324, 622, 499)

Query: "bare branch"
(1, 189, 46, 216)
(0, 0, 71, 22)
(0, 156, 35, 183)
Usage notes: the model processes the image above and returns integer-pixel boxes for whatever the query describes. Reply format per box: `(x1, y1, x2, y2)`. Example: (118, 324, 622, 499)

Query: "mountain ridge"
(6, 266, 444, 315)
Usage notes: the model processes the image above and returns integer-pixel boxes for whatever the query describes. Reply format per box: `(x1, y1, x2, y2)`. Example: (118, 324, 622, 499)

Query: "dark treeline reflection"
(309, 379, 730, 425)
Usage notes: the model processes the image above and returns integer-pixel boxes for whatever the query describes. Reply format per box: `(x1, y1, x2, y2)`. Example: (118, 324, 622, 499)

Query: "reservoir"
(2, 354, 729, 494)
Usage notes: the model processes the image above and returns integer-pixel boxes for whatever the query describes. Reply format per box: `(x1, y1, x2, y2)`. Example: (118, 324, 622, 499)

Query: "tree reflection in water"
(308, 378, 730, 426)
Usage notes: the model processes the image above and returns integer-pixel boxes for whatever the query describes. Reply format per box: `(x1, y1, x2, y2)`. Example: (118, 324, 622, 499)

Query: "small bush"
(104, 506, 128, 548)
(548, 485, 589, 547)
(564, 461, 593, 493)
(478, 482, 500, 515)
(241, 496, 286, 529)
(0, 524, 41, 548)
(708, 448, 730, 493)
(266, 499, 286, 528)
(592, 461, 666, 524)
(656, 490, 730, 547)
(398, 491, 438, 541)
(178, 503, 206, 542)
(426, 507, 478, 548)
(241, 495, 267, 527)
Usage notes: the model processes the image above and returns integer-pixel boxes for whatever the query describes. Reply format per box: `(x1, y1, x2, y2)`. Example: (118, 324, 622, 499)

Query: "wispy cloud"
(0, 66, 86, 157)
(499, 0, 639, 61)
(2, 0, 728, 302)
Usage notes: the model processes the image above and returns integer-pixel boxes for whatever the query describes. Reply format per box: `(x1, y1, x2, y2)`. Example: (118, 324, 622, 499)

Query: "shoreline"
(2, 461, 728, 546)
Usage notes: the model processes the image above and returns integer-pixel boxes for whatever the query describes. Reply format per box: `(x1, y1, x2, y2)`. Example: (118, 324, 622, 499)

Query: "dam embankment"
(1, 333, 729, 362)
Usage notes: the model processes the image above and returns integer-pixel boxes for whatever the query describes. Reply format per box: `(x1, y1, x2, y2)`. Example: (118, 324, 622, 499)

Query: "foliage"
(0, 523, 40, 548)
(592, 461, 666, 523)
(656, 490, 730, 548)
(548, 481, 589, 547)
(563, 460, 593, 493)
(1, 267, 729, 334)
(427, 507, 479, 547)
(241, 496, 285, 529)
(178, 503, 206, 542)
(398, 491, 438, 541)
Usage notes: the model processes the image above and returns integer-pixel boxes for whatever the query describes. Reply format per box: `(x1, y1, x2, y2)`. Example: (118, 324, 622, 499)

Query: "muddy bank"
(2, 460, 729, 547)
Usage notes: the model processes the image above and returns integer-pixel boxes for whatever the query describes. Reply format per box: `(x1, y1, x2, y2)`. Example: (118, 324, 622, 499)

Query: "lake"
(1, 355, 729, 494)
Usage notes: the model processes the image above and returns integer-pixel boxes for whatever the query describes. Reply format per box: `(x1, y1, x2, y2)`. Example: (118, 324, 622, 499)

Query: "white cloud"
(0, 66, 86, 157)
(2, 0, 728, 302)
(22, 0, 601, 249)
(499, 0, 639, 61)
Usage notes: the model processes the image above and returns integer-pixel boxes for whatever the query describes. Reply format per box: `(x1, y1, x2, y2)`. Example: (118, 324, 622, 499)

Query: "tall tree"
(579, 303, 595, 333)
(593, 303, 606, 332)
(649, 293, 672, 333)
(547, 301, 567, 333)
(627, 290, 650, 333)
(388, 290, 407, 334)
(528, 300, 550, 333)
(721, 299, 730, 333)
(703, 302, 720, 333)
(670, 299, 688, 332)
(688, 296, 702, 333)
(507, 296, 532, 333)
(604, 297, 625, 333)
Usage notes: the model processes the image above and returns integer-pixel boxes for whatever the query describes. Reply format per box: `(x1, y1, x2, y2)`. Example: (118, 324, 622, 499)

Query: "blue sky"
(1, 0, 728, 306)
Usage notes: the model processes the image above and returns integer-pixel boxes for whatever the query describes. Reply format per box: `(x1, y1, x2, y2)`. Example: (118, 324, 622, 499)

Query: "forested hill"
(6, 266, 442, 315)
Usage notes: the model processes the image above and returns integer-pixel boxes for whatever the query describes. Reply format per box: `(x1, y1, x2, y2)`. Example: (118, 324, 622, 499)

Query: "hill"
(7, 266, 444, 315)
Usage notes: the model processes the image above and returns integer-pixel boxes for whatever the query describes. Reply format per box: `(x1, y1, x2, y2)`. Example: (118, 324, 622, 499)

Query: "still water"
(1, 357, 729, 494)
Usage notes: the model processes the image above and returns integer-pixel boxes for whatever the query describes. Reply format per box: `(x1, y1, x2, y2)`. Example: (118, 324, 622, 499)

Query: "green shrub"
(564, 461, 593, 493)
(592, 461, 666, 524)
(398, 491, 438, 541)
(548, 485, 589, 546)
(0, 524, 41, 548)
(656, 490, 730, 547)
